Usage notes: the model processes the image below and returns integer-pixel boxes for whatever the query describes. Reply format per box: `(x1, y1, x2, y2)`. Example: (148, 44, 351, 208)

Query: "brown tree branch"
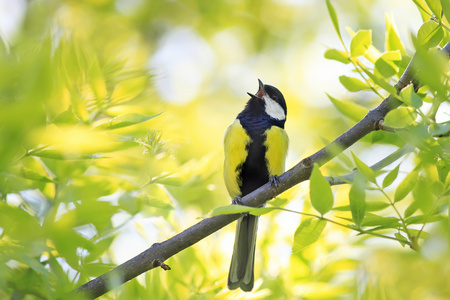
(69, 41, 450, 299)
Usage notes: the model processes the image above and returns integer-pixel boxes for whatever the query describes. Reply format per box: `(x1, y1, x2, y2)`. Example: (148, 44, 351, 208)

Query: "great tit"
(223, 79, 288, 291)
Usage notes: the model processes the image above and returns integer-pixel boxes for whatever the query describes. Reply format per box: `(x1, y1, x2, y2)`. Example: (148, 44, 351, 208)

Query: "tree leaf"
(351, 152, 376, 184)
(339, 75, 370, 92)
(424, 0, 442, 20)
(292, 218, 326, 253)
(327, 94, 368, 122)
(96, 112, 161, 130)
(350, 30, 372, 57)
(385, 14, 405, 54)
(416, 20, 443, 49)
(326, 0, 342, 42)
(309, 164, 333, 215)
(394, 169, 419, 202)
(384, 107, 417, 128)
(382, 164, 400, 188)
(360, 66, 397, 94)
(400, 84, 423, 108)
(211, 205, 254, 216)
(324, 48, 350, 64)
(349, 174, 366, 227)
(374, 51, 402, 78)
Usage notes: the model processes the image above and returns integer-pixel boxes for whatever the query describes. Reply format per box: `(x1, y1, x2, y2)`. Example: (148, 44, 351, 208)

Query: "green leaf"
(250, 207, 278, 216)
(52, 108, 79, 126)
(349, 174, 366, 227)
(292, 218, 326, 253)
(326, 0, 342, 42)
(395, 232, 408, 246)
(424, 0, 442, 20)
(361, 213, 400, 228)
(428, 122, 450, 136)
(211, 205, 254, 216)
(351, 152, 376, 184)
(360, 66, 397, 94)
(382, 164, 400, 188)
(111, 76, 149, 103)
(385, 14, 405, 54)
(333, 201, 389, 212)
(96, 112, 161, 130)
(327, 94, 368, 122)
(324, 48, 349, 64)
(394, 169, 419, 202)
(309, 164, 333, 215)
(374, 51, 402, 78)
(441, 0, 450, 28)
(350, 30, 372, 57)
(412, 178, 434, 213)
(400, 84, 423, 108)
(339, 75, 370, 92)
(17, 167, 53, 183)
(416, 20, 444, 49)
(384, 107, 417, 128)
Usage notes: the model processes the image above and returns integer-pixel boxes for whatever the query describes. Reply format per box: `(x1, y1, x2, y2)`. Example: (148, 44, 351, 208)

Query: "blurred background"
(1, 0, 448, 299)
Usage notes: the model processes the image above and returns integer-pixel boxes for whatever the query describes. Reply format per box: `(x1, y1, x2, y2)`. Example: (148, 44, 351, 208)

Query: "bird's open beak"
(247, 79, 265, 99)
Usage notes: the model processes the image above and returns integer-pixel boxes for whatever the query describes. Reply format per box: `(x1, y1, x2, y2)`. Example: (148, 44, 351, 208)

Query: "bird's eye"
(272, 96, 278, 101)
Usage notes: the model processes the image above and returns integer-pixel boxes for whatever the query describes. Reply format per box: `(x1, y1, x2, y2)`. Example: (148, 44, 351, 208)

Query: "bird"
(223, 79, 288, 291)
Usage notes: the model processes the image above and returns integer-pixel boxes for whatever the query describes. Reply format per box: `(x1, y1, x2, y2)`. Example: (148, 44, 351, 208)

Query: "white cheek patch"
(263, 94, 285, 120)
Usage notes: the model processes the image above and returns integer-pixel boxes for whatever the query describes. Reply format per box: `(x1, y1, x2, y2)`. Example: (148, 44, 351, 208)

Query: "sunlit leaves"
(349, 174, 366, 227)
(384, 107, 417, 128)
(416, 20, 443, 49)
(394, 169, 419, 202)
(95, 112, 161, 130)
(292, 218, 327, 252)
(327, 94, 368, 122)
(339, 75, 370, 92)
(351, 152, 376, 183)
(324, 48, 350, 64)
(350, 30, 372, 57)
(326, 0, 342, 43)
(111, 76, 149, 103)
(310, 164, 333, 215)
(374, 51, 402, 78)
(382, 164, 400, 188)
(385, 14, 406, 54)
(400, 84, 423, 108)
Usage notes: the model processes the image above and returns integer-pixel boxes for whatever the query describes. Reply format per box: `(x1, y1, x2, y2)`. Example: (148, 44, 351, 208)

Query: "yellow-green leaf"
(292, 218, 326, 253)
(327, 94, 368, 122)
(310, 164, 333, 215)
(339, 75, 370, 92)
(384, 107, 417, 128)
(349, 174, 366, 227)
(400, 84, 423, 108)
(324, 48, 349, 64)
(350, 30, 372, 57)
(417, 20, 443, 49)
(394, 169, 419, 202)
(382, 164, 400, 188)
(96, 112, 161, 130)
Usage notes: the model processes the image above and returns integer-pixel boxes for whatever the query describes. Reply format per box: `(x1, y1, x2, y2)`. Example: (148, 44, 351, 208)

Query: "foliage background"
(0, 0, 449, 299)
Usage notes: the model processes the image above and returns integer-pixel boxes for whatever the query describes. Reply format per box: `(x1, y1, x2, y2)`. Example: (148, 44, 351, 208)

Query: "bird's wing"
(223, 119, 251, 198)
(264, 126, 289, 176)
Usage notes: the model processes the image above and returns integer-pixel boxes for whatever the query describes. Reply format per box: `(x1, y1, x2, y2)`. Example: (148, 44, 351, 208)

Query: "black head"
(247, 79, 287, 121)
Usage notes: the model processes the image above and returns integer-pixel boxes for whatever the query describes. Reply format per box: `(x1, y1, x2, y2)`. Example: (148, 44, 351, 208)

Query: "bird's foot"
(232, 196, 243, 206)
(269, 175, 281, 196)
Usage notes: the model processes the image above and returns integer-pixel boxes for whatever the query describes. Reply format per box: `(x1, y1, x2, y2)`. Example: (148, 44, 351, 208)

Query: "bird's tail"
(227, 214, 258, 292)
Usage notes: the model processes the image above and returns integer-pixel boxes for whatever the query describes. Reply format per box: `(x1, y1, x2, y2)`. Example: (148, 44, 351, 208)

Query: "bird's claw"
(232, 196, 244, 206)
(269, 175, 281, 196)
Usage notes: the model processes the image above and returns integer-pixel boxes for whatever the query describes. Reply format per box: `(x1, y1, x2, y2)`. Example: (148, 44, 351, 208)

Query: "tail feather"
(227, 214, 258, 292)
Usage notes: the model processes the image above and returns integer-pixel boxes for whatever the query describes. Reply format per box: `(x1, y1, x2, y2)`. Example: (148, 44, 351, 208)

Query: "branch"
(326, 144, 416, 186)
(69, 41, 450, 299)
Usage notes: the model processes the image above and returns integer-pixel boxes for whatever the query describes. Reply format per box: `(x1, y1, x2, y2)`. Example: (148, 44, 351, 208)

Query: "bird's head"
(247, 79, 287, 121)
